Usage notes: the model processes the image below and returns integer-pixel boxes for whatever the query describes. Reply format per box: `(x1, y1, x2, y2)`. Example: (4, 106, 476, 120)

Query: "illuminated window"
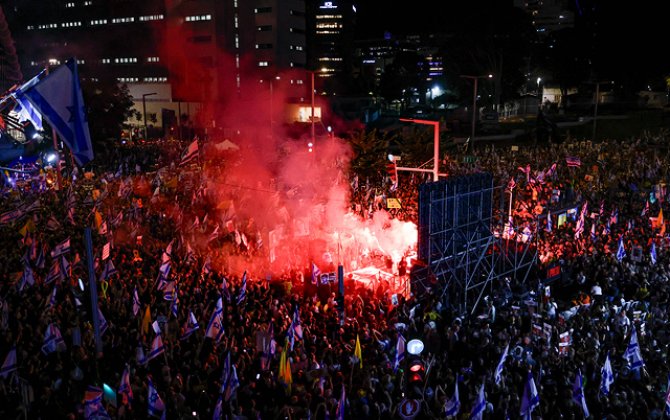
(235, 35, 239, 49)
(234, 14, 238, 28)
(255, 43, 273, 49)
(146, 57, 160, 63)
(254, 7, 272, 13)
(236, 54, 240, 68)
(143, 77, 168, 83)
(257, 25, 272, 31)
(233, 0, 238, 7)
(316, 23, 340, 29)
(90, 19, 107, 25)
(26, 25, 34, 30)
(117, 77, 139, 83)
(30, 61, 39, 66)
(185, 15, 212, 22)
(61, 21, 82, 27)
(114, 57, 138, 64)
(316, 14, 342, 19)
(65, 2, 75, 8)
(101, 58, 110, 64)
(77, 59, 85, 64)
(289, 28, 305, 34)
(111, 17, 135, 23)
(139, 15, 164, 21)
(258, 61, 269, 67)
(48, 59, 61, 65)
(84, 1, 92, 5)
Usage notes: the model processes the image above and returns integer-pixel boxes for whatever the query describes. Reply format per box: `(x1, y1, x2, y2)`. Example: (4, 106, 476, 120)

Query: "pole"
(270, 80, 274, 136)
(177, 101, 182, 142)
(592, 82, 600, 141)
(471, 77, 478, 151)
(399, 118, 440, 181)
(142, 95, 148, 139)
(45, 65, 62, 191)
(311, 71, 316, 147)
(85, 227, 104, 357)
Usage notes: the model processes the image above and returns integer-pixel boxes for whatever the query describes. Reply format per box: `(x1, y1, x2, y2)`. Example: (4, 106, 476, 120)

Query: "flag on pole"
(572, 369, 589, 418)
(180, 311, 200, 340)
(236, 271, 247, 305)
(180, 140, 199, 166)
(624, 324, 645, 370)
(213, 395, 223, 420)
(45, 259, 63, 284)
(470, 383, 486, 420)
(651, 242, 658, 265)
(133, 287, 141, 317)
(147, 378, 166, 418)
(84, 386, 111, 420)
(664, 374, 670, 418)
(354, 334, 363, 368)
(102, 242, 110, 260)
(223, 365, 240, 402)
(97, 307, 108, 336)
(119, 365, 133, 406)
(546, 210, 552, 232)
(19, 59, 94, 166)
(520, 372, 539, 419)
(336, 385, 346, 420)
(616, 237, 626, 262)
(205, 299, 225, 342)
(311, 262, 321, 284)
(42, 323, 66, 355)
(600, 352, 614, 395)
(444, 380, 460, 417)
(0, 347, 17, 379)
(590, 222, 597, 242)
(394, 334, 406, 373)
(494, 344, 509, 386)
(642, 200, 650, 216)
(145, 335, 165, 362)
(566, 156, 581, 167)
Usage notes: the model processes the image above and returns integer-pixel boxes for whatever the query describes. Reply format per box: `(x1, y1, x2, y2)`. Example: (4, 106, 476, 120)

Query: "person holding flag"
(572, 370, 589, 418)
(444, 379, 460, 418)
(520, 371, 539, 419)
(600, 352, 615, 395)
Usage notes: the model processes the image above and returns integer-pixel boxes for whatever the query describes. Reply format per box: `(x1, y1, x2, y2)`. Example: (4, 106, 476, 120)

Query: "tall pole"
(142, 92, 157, 139)
(471, 77, 478, 151)
(311, 71, 316, 147)
(270, 80, 274, 136)
(592, 82, 600, 141)
(398, 118, 439, 182)
(45, 65, 62, 191)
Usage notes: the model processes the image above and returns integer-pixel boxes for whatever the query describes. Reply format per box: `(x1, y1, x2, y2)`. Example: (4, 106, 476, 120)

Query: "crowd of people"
(1, 130, 670, 419)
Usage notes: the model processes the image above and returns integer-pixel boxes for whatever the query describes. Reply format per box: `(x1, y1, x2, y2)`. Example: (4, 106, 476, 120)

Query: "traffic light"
(407, 355, 425, 397)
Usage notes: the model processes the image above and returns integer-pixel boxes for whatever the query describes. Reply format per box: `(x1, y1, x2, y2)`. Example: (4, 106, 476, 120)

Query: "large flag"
(145, 335, 165, 363)
(180, 140, 199, 166)
(624, 324, 645, 370)
(572, 369, 589, 418)
(0, 346, 17, 379)
(616, 237, 626, 262)
(471, 383, 486, 420)
(354, 334, 363, 368)
(84, 386, 111, 420)
(520, 372, 539, 419)
(494, 344, 509, 386)
(20, 59, 93, 166)
(600, 353, 614, 395)
(12, 76, 44, 131)
(147, 378, 166, 418)
(394, 334, 406, 373)
(119, 365, 133, 406)
(42, 323, 66, 355)
(180, 311, 200, 340)
(444, 380, 460, 417)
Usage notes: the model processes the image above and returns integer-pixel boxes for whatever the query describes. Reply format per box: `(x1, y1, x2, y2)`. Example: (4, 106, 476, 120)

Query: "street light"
(460, 74, 493, 151)
(142, 92, 157, 139)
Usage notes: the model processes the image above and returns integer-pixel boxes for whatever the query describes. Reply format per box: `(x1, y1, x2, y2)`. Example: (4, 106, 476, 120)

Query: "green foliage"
(347, 129, 394, 181)
(81, 78, 135, 147)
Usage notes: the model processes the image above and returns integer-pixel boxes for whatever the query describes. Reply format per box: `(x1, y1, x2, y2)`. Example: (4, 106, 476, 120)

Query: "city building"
(513, 0, 574, 36)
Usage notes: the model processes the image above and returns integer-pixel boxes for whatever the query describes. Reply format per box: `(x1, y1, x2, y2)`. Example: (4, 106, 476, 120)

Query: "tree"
(80, 77, 135, 149)
(347, 129, 394, 181)
(379, 51, 427, 107)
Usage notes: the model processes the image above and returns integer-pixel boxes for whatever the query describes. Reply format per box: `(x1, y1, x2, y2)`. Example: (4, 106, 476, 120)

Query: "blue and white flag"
(147, 378, 166, 418)
(288, 306, 303, 350)
(180, 311, 200, 340)
(170, 286, 179, 318)
(133, 287, 141, 317)
(470, 383, 486, 420)
(220, 351, 231, 395)
(311, 262, 321, 284)
(651, 242, 658, 265)
(50, 238, 71, 258)
(119, 365, 133, 405)
(624, 324, 644, 370)
(616, 237, 626, 262)
(604, 219, 611, 235)
(21, 59, 93, 166)
(444, 380, 460, 417)
(145, 335, 165, 362)
(84, 385, 111, 420)
(572, 369, 589, 418)
(157, 261, 171, 284)
(520, 372, 539, 420)
(47, 285, 57, 309)
(42, 323, 66, 355)
(590, 222, 597, 242)
(97, 307, 108, 336)
(236, 271, 247, 305)
(600, 353, 614, 395)
(180, 140, 199, 166)
(18, 264, 35, 292)
(494, 344, 509, 386)
(60, 256, 71, 279)
(393, 334, 406, 373)
(100, 259, 117, 280)
(206, 301, 225, 342)
(0, 346, 17, 379)
(45, 260, 63, 284)
(223, 365, 239, 402)
(213, 395, 223, 420)
(336, 385, 346, 420)
(664, 374, 670, 418)
(546, 210, 552, 232)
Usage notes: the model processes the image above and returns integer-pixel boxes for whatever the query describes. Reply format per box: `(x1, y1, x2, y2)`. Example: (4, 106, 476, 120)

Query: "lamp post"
(142, 92, 157, 139)
(460, 74, 492, 151)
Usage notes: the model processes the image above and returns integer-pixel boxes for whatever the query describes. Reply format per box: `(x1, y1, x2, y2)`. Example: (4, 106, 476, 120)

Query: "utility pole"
(398, 118, 441, 182)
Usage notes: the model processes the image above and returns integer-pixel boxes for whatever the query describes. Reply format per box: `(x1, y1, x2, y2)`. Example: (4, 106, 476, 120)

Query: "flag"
(223, 365, 239, 402)
(170, 286, 179, 318)
(84, 386, 111, 420)
(624, 324, 644, 370)
(213, 395, 223, 420)
(494, 344, 509, 386)
(42, 323, 66, 355)
(99, 259, 118, 280)
(394, 334, 406, 373)
(566, 156, 581, 167)
(665, 375, 670, 418)
(610, 208, 618, 225)
(180, 140, 199, 166)
(354, 334, 363, 369)
(616, 237, 626, 262)
(236, 271, 247, 305)
(590, 222, 597, 242)
(18, 264, 35, 292)
(141, 306, 152, 335)
(600, 353, 614, 395)
(311, 262, 321, 284)
(60, 256, 71, 279)
(444, 380, 460, 417)
(205, 302, 225, 342)
(651, 242, 658, 265)
(145, 335, 165, 362)
(47, 285, 57, 309)
(220, 351, 232, 395)
(21, 59, 93, 166)
(45, 259, 63, 284)
(12, 81, 44, 131)
(133, 287, 141, 316)
(147, 378, 166, 418)
(208, 224, 220, 243)
(520, 372, 539, 419)
(261, 322, 276, 370)
(0, 347, 17, 379)
(471, 383, 486, 420)
(642, 200, 650, 216)
(287, 306, 303, 350)
(336, 385, 346, 420)
(97, 307, 108, 336)
(119, 365, 133, 406)
(604, 219, 611, 235)
(180, 311, 200, 340)
(102, 242, 110, 260)
(546, 210, 552, 232)
(51, 238, 70, 258)
(599, 200, 605, 217)
(572, 369, 589, 418)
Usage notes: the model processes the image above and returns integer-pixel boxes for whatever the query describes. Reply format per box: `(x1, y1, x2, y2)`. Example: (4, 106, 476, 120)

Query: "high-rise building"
(513, 0, 574, 36)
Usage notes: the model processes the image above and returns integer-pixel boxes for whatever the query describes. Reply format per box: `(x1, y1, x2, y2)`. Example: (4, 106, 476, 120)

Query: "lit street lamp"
(460, 74, 493, 151)
(142, 92, 157, 139)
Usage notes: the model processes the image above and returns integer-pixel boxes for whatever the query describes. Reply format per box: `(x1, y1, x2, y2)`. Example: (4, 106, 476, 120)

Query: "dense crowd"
(1, 131, 670, 420)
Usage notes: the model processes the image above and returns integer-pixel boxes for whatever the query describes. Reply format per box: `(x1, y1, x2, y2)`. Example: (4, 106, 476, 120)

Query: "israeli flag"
(616, 237, 626, 262)
(520, 372, 539, 419)
(444, 380, 460, 417)
(393, 334, 405, 373)
(494, 344, 509, 386)
(180, 311, 200, 340)
(20, 59, 93, 166)
(572, 369, 589, 418)
(145, 335, 165, 362)
(664, 374, 670, 418)
(624, 324, 645, 370)
(119, 365, 133, 404)
(84, 385, 111, 420)
(205, 306, 225, 342)
(0, 346, 17, 379)
(97, 307, 108, 336)
(236, 271, 247, 305)
(546, 210, 552, 232)
(147, 378, 165, 418)
(651, 242, 658, 265)
(600, 353, 614, 395)
(133, 287, 141, 317)
(42, 323, 66, 355)
(311, 262, 321, 284)
(470, 383, 486, 420)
